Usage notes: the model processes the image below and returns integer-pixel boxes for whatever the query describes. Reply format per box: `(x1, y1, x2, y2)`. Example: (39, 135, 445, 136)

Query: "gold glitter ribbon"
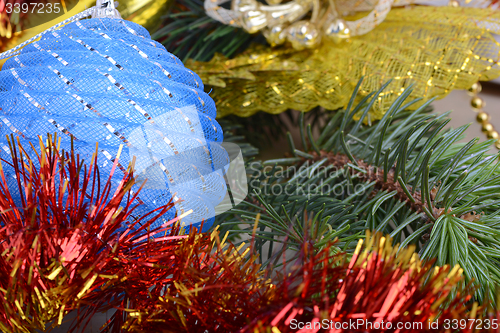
(188, 6, 500, 119)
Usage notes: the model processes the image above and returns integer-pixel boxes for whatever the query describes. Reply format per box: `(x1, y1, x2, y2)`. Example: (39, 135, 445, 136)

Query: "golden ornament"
(448, 0, 460, 7)
(469, 80, 499, 149)
(467, 82, 482, 95)
(471, 96, 485, 110)
(487, 130, 499, 140)
(188, 6, 500, 118)
(482, 123, 494, 133)
(476, 112, 490, 124)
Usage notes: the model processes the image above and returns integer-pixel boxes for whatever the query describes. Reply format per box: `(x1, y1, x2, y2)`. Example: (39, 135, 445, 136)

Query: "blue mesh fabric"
(0, 18, 228, 231)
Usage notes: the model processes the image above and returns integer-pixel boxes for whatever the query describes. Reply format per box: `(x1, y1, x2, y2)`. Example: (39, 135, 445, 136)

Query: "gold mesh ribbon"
(187, 6, 500, 119)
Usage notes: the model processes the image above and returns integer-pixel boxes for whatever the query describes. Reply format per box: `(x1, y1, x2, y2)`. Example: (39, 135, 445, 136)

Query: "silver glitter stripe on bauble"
(173, 106, 195, 133)
(120, 39, 195, 87)
(140, 148, 209, 198)
(89, 27, 178, 82)
(96, 62, 152, 123)
(0, 143, 11, 155)
(32, 43, 69, 66)
(97, 31, 112, 39)
(96, 70, 164, 124)
(151, 80, 173, 98)
(48, 66, 74, 87)
(97, 71, 185, 132)
(206, 115, 218, 136)
(154, 129, 180, 155)
(67, 35, 124, 71)
(14, 57, 24, 67)
(103, 122, 131, 145)
(97, 70, 177, 125)
(114, 36, 199, 86)
(125, 42, 149, 59)
(21, 91, 45, 110)
(47, 118, 76, 137)
(151, 155, 175, 184)
(10, 69, 28, 87)
(191, 164, 207, 192)
(152, 62, 173, 79)
(187, 70, 201, 88)
(0, 116, 27, 138)
(98, 71, 129, 94)
(95, 29, 157, 48)
(195, 138, 212, 165)
(145, 129, 180, 156)
(69, 93, 132, 146)
(19, 90, 78, 139)
(11, 86, 64, 143)
(81, 24, 190, 88)
(75, 20, 88, 31)
(125, 99, 152, 121)
(119, 20, 143, 38)
(70, 93, 103, 117)
(117, 20, 183, 66)
(84, 25, 156, 49)
(189, 88, 206, 107)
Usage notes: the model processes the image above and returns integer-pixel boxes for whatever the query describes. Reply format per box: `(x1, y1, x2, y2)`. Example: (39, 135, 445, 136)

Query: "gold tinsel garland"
(188, 6, 500, 119)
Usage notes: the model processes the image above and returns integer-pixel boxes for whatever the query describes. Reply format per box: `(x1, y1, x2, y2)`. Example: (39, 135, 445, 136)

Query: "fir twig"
(152, 0, 258, 62)
(216, 80, 500, 303)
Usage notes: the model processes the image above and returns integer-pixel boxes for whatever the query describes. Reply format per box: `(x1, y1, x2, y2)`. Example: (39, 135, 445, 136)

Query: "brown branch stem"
(308, 150, 440, 218)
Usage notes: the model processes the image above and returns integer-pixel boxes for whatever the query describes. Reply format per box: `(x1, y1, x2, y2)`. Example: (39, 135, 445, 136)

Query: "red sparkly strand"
(98, 229, 499, 333)
(0, 134, 182, 333)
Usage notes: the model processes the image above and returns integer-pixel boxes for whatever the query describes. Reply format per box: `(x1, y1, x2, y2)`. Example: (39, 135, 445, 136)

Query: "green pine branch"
(215, 79, 500, 303)
(152, 0, 258, 62)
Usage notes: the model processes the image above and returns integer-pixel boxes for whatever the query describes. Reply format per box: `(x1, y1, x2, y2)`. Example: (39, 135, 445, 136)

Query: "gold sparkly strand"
(189, 6, 500, 118)
(450, 0, 499, 149)
(468, 82, 500, 149)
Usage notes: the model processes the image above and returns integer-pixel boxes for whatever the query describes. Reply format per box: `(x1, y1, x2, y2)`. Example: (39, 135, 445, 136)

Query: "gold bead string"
(449, 1, 500, 150)
(468, 82, 500, 149)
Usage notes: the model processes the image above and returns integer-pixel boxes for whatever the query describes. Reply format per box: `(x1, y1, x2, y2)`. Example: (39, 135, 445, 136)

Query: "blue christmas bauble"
(0, 18, 229, 231)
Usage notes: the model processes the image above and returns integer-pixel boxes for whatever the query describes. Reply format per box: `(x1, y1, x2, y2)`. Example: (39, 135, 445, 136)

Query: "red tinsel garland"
(96, 229, 494, 333)
(0, 135, 184, 332)
(1, 135, 499, 333)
